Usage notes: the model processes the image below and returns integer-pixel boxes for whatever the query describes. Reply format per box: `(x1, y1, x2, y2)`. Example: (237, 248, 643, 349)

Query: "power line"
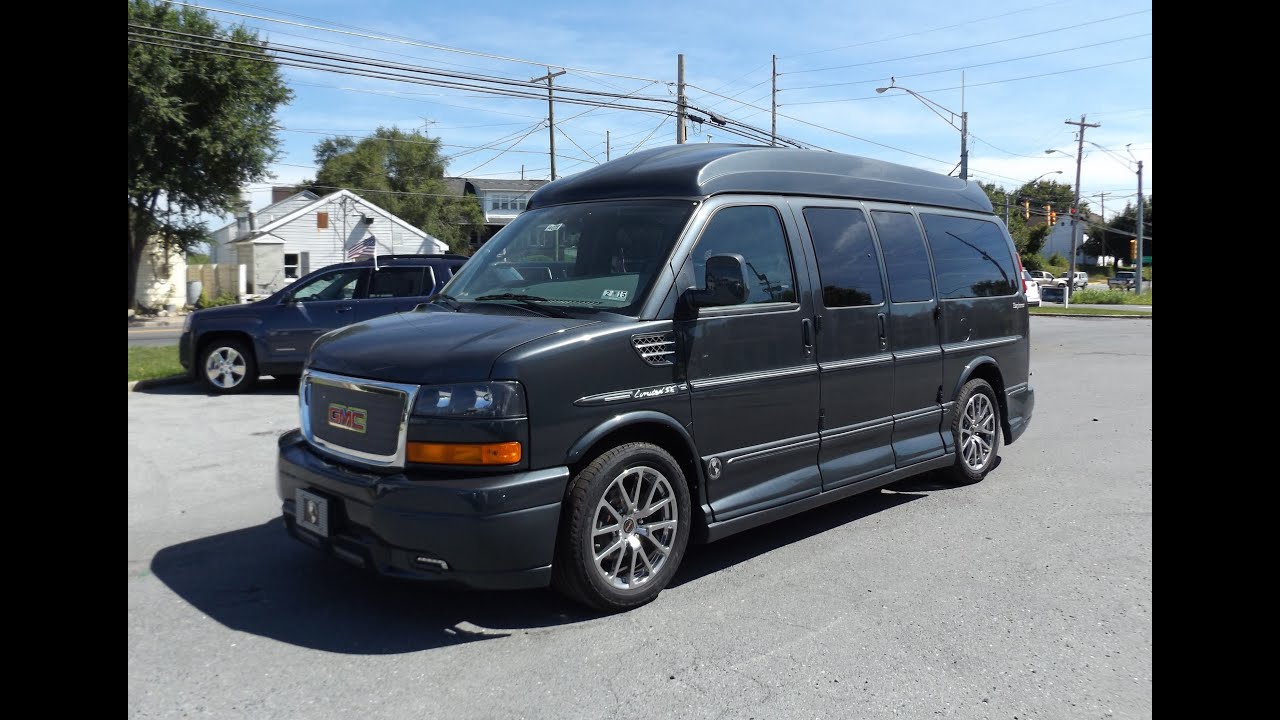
(157, 1, 668, 84)
(781, 0, 1072, 59)
(626, 117, 671, 156)
(129, 33, 683, 118)
(783, 56, 1153, 105)
(131, 25, 674, 104)
(783, 33, 1151, 92)
(784, 8, 1152, 75)
(456, 123, 549, 177)
(555, 125, 602, 165)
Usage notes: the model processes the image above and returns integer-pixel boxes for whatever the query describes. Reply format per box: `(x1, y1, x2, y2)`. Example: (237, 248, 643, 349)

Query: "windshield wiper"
(425, 292, 463, 311)
(474, 293, 571, 318)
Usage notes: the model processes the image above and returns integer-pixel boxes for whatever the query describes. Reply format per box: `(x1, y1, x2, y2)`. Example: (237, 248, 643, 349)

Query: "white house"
(444, 177, 548, 247)
(207, 187, 448, 295)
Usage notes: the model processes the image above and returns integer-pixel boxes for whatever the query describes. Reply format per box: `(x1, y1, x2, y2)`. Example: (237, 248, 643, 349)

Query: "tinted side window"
(921, 214, 1018, 299)
(871, 211, 933, 303)
(802, 207, 884, 307)
(291, 268, 366, 303)
(694, 205, 796, 304)
(367, 267, 428, 298)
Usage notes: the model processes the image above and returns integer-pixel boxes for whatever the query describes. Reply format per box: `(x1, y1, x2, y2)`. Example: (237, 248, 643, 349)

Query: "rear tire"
(945, 379, 1001, 485)
(200, 338, 258, 394)
(552, 442, 692, 612)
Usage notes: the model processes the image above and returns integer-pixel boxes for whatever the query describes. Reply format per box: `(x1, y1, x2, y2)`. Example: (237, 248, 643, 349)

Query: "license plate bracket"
(295, 489, 330, 538)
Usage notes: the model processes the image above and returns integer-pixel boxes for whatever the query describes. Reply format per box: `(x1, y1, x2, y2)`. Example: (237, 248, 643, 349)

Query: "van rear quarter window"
(920, 214, 1018, 299)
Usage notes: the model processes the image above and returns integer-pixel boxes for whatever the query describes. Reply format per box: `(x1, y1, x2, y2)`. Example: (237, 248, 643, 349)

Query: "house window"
(489, 194, 528, 212)
(317, 212, 329, 229)
(284, 253, 300, 279)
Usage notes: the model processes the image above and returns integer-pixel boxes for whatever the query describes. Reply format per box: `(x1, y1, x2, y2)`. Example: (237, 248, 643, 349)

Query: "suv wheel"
(945, 378, 1002, 485)
(201, 338, 258, 394)
(552, 442, 692, 612)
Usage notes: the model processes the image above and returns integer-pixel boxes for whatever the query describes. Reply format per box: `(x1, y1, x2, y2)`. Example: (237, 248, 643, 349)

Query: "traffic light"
(1023, 200, 1030, 220)
(1130, 239, 1137, 260)
(1048, 209, 1056, 226)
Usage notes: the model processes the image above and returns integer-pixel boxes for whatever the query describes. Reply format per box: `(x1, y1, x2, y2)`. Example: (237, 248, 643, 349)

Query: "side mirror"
(689, 253, 749, 307)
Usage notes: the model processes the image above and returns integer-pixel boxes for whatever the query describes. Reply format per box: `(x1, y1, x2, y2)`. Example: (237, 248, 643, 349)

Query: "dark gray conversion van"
(277, 144, 1036, 611)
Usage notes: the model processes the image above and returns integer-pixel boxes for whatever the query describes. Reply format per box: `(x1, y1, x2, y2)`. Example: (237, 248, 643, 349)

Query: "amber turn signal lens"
(406, 441, 522, 465)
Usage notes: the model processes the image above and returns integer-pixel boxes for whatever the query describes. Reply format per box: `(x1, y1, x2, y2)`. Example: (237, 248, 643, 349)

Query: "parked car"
(1107, 271, 1136, 290)
(1022, 270, 1042, 306)
(1055, 271, 1088, 290)
(277, 144, 1036, 611)
(1028, 270, 1055, 285)
(180, 254, 469, 394)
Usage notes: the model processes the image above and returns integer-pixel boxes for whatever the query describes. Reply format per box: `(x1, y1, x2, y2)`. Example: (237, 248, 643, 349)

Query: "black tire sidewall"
(565, 443, 691, 610)
(200, 339, 257, 394)
(950, 379, 1001, 483)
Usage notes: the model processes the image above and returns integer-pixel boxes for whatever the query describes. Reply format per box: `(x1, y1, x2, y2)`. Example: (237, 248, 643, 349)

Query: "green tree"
(304, 127, 486, 254)
(978, 179, 1078, 269)
(128, 0, 291, 309)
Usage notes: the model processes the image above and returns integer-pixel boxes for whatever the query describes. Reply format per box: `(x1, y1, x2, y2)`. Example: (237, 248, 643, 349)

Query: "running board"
(698, 454, 955, 543)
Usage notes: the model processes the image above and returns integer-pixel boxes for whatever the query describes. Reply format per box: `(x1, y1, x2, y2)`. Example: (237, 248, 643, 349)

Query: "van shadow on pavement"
(134, 376, 301, 397)
(148, 480, 959, 655)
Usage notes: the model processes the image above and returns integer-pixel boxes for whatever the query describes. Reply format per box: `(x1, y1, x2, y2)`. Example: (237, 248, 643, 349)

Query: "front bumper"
(276, 429, 568, 589)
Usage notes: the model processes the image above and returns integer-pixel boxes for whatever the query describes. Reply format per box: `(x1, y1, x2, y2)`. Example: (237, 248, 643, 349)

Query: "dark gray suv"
(179, 254, 468, 393)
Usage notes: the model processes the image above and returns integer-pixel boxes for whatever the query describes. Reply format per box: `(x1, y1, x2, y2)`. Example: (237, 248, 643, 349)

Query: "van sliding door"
(869, 209, 948, 467)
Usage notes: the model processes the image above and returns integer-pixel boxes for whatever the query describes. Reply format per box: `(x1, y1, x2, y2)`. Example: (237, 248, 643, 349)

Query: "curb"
(1030, 313, 1152, 319)
(129, 375, 192, 392)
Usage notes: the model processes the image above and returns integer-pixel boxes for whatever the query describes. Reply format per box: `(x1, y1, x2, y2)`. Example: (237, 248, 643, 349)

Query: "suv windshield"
(443, 200, 695, 316)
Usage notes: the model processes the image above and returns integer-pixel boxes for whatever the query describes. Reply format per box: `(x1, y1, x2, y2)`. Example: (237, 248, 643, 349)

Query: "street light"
(875, 82, 968, 180)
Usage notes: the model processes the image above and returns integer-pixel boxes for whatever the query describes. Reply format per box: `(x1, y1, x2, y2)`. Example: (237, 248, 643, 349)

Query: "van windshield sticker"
(602, 289, 629, 301)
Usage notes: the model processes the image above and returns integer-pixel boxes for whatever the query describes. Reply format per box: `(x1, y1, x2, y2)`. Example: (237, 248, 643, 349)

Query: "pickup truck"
(1107, 271, 1136, 290)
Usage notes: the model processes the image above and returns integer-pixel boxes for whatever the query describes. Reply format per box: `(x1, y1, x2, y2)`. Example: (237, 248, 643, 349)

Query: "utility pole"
(1096, 191, 1111, 266)
(676, 54, 687, 144)
(1134, 160, 1145, 294)
(1004, 192, 1010, 227)
(520, 164, 524, 180)
(771, 54, 778, 147)
(531, 67, 566, 179)
(1063, 114, 1100, 308)
(606, 130, 611, 161)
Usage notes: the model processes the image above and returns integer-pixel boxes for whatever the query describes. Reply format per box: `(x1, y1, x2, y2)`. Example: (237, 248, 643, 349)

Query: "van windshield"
(443, 200, 695, 316)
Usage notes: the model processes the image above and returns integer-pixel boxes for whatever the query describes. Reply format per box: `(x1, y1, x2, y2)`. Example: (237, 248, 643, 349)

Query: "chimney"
(272, 185, 297, 204)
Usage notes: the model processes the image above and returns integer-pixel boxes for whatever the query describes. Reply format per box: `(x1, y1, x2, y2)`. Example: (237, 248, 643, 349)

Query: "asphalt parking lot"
(128, 316, 1152, 720)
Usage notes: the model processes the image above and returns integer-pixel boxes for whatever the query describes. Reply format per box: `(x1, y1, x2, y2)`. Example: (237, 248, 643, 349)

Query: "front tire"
(200, 338, 258, 394)
(945, 378, 1002, 485)
(552, 442, 692, 612)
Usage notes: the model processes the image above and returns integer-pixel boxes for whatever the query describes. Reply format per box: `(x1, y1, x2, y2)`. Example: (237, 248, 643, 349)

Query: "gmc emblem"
(327, 403, 367, 434)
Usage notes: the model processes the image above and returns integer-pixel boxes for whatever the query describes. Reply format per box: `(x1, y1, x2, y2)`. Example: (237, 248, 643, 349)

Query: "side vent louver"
(631, 333, 675, 366)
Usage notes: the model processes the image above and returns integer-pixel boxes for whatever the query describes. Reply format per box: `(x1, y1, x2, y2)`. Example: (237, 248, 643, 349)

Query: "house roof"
(230, 189, 436, 244)
(443, 177, 549, 194)
(528, 144, 993, 214)
(212, 189, 319, 235)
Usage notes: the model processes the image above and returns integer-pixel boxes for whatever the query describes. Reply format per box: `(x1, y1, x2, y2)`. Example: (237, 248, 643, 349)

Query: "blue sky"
(192, 0, 1152, 226)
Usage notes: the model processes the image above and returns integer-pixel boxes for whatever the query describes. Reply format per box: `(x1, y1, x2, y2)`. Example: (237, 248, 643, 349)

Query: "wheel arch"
(952, 357, 1012, 444)
(565, 412, 710, 528)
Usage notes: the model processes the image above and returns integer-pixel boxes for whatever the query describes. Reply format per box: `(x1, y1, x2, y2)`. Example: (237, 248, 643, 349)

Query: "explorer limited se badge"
(327, 403, 367, 433)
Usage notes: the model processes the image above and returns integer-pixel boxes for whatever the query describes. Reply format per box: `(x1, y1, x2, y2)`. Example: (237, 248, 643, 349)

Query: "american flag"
(346, 237, 376, 261)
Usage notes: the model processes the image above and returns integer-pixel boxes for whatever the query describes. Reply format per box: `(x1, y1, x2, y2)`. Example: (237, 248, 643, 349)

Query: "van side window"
(802, 207, 884, 307)
(871, 211, 934, 303)
(920, 214, 1019, 299)
(694, 205, 796, 304)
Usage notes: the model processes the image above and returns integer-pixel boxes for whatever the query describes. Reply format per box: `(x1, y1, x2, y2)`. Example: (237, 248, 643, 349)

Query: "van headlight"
(413, 381, 527, 419)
